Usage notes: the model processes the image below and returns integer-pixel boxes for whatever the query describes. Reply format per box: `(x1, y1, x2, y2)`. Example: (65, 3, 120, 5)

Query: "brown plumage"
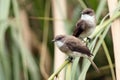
(53, 35, 92, 56)
(73, 20, 89, 37)
(65, 36, 92, 57)
(73, 8, 96, 39)
(53, 35, 99, 72)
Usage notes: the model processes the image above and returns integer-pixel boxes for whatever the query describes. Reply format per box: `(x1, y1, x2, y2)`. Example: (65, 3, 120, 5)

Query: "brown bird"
(73, 8, 96, 39)
(52, 35, 99, 72)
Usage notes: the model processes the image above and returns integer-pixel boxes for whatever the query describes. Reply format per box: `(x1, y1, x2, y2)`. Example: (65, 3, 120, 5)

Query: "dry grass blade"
(40, 1, 51, 79)
(52, 0, 67, 79)
(107, 0, 120, 80)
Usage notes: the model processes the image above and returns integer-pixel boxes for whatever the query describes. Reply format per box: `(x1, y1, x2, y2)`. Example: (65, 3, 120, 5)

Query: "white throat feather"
(81, 14, 95, 24)
(55, 41, 64, 48)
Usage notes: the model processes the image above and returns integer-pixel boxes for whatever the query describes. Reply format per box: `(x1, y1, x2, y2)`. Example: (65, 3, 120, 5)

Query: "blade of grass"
(12, 0, 40, 79)
(40, 0, 50, 79)
(79, 24, 111, 80)
(90, 11, 120, 39)
(107, 0, 120, 79)
(102, 41, 116, 80)
(12, 43, 21, 80)
(48, 60, 70, 80)
(0, 0, 11, 79)
(65, 63, 72, 80)
(97, 3, 118, 80)
(0, 61, 5, 80)
(0, 0, 10, 20)
(71, 57, 80, 80)
(96, 0, 106, 21)
(0, 22, 11, 80)
(78, 0, 87, 8)
(30, 16, 64, 21)
(77, 1, 120, 79)
(87, 64, 115, 79)
(10, 27, 21, 80)
(10, 22, 40, 80)
(12, 0, 28, 79)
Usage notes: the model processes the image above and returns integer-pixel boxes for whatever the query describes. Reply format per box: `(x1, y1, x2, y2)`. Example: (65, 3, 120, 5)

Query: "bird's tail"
(87, 57, 100, 73)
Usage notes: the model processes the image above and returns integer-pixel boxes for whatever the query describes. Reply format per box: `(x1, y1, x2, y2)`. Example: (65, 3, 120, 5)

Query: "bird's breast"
(80, 26, 95, 38)
(55, 41, 70, 53)
(69, 52, 88, 58)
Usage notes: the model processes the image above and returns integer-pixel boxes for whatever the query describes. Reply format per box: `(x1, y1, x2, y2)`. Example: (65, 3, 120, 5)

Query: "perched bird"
(73, 8, 96, 39)
(52, 35, 99, 72)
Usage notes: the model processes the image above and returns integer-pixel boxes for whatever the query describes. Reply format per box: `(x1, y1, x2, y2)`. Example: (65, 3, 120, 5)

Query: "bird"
(73, 8, 96, 40)
(52, 35, 99, 72)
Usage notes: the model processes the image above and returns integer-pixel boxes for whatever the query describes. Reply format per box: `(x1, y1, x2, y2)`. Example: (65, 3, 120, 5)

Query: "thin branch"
(48, 60, 70, 80)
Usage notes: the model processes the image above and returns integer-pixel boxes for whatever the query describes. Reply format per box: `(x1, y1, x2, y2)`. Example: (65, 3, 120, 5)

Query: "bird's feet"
(87, 37, 92, 42)
(65, 56, 74, 63)
(83, 37, 92, 46)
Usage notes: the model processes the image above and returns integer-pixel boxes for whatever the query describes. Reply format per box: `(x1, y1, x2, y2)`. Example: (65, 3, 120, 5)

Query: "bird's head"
(52, 35, 66, 42)
(81, 8, 95, 23)
(81, 8, 95, 16)
(52, 35, 66, 47)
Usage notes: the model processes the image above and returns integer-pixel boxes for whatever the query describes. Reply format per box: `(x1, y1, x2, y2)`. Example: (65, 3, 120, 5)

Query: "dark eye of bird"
(57, 37, 62, 40)
(86, 11, 90, 14)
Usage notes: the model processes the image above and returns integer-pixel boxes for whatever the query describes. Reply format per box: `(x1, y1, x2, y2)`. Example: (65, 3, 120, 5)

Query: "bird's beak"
(52, 39, 55, 42)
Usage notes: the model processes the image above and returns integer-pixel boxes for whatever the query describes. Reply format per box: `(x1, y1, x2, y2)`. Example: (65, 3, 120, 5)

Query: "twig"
(48, 60, 70, 80)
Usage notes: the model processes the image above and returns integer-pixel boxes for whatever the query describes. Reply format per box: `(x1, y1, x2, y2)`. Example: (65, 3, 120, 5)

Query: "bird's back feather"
(65, 36, 92, 56)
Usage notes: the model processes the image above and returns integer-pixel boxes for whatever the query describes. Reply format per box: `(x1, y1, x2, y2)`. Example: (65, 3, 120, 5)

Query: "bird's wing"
(66, 39, 92, 56)
(72, 20, 86, 37)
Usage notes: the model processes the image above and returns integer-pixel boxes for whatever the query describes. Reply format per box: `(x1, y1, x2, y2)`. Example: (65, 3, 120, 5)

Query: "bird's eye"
(57, 37, 62, 40)
(55, 37, 61, 41)
(86, 11, 90, 14)
(55, 36, 64, 41)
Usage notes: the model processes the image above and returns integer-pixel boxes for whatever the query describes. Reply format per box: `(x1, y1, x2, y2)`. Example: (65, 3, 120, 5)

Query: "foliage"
(0, 0, 120, 80)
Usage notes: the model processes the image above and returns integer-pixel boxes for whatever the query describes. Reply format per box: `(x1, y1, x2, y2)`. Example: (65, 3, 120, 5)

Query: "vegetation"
(0, 0, 120, 80)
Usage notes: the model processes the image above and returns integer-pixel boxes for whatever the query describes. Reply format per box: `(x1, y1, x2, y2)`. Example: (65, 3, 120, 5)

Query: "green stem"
(71, 57, 80, 80)
(102, 41, 116, 80)
(78, 0, 87, 9)
(48, 60, 70, 80)
(66, 63, 72, 80)
(96, 0, 106, 21)
(90, 11, 120, 38)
